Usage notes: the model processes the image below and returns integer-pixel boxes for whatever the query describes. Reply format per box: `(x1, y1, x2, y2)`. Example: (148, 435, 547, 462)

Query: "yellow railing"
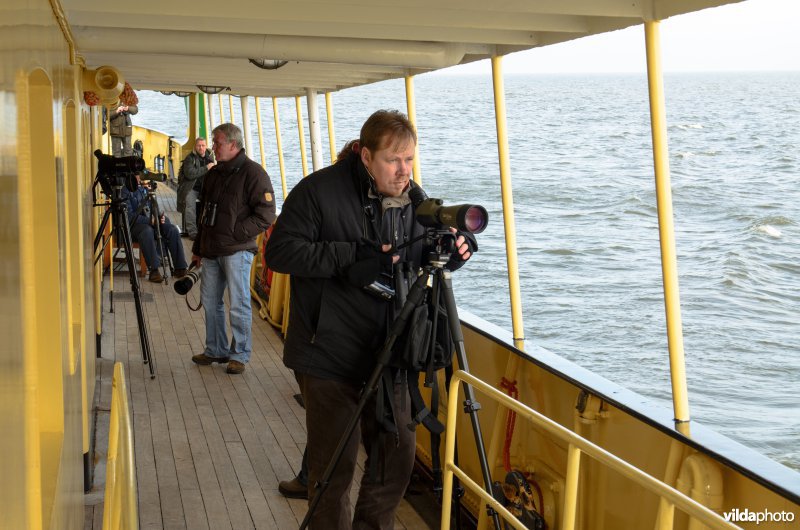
(440, 370, 741, 530)
(103, 362, 138, 530)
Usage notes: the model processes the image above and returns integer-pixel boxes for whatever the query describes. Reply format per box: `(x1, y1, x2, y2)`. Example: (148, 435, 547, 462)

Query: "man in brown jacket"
(190, 123, 276, 374)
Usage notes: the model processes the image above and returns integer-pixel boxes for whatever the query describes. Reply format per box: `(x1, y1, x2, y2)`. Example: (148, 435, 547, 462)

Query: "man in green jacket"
(178, 137, 215, 240)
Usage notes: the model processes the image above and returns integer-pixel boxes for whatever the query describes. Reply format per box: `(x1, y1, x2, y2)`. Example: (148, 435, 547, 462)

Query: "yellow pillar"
(255, 97, 267, 169)
(273, 98, 288, 199)
(478, 55, 528, 530)
(404, 75, 422, 185)
(325, 92, 336, 164)
(228, 94, 235, 125)
(295, 96, 309, 177)
(644, 20, 691, 429)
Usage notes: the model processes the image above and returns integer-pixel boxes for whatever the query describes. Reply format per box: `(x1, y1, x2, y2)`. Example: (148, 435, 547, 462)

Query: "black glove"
(346, 241, 394, 288)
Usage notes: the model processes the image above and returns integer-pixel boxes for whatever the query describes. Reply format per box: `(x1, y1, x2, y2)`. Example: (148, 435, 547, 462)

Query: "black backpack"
(369, 288, 455, 480)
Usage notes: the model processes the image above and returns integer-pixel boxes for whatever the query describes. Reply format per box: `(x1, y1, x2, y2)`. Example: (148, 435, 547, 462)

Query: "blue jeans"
(200, 250, 255, 363)
(130, 218, 187, 271)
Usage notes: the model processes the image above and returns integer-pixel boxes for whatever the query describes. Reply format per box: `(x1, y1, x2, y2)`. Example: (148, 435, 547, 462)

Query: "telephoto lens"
(174, 265, 201, 295)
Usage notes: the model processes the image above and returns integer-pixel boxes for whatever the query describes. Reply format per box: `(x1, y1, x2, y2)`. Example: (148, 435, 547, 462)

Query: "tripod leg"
(299, 270, 431, 530)
(149, 195, 171, 283)
(437, 268, 502, 530)
(116, 204, 157, 378)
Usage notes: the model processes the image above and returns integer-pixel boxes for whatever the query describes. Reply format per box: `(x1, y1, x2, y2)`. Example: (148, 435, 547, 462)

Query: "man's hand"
(206, 161, 216, 170)
(450, 228, 472, 261)
(159, 213, 166, 224)
(191, 254, 202, 268)
(345, 241, 397, 288)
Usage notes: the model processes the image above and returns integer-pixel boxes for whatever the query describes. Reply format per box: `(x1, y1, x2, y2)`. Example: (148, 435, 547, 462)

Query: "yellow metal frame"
(441, 370, 739, 530)
(103, 362, 138, 530)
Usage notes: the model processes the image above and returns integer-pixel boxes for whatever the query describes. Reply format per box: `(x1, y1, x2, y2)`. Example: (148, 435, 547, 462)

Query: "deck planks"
(85, 187, 430, 529)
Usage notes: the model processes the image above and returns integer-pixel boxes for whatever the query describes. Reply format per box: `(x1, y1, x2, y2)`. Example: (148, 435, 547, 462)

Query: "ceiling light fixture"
(248, 58, 289, 70)
(196, 85, 230, 94)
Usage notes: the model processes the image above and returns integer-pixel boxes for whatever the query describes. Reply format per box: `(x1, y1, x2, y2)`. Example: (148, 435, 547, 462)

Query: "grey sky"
(446, 0, 799, 74)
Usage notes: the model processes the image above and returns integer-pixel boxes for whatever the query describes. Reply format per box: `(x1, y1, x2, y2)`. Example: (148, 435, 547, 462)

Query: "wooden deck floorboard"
(85, 188, 430, 529)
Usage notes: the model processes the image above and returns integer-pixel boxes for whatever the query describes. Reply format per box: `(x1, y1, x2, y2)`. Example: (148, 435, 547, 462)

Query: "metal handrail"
(440, 369, 741, 530)
(103, 362, 138, 530)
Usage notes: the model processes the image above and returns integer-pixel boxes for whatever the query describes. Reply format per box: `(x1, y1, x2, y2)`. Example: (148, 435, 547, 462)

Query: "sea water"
(135, 72, 799, 470)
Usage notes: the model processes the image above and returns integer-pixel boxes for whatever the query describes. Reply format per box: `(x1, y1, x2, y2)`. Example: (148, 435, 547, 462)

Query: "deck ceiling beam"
(73, 27, 471, 69)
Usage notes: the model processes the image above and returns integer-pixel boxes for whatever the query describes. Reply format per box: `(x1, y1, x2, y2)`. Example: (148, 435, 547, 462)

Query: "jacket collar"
(216, 148, 247, 176)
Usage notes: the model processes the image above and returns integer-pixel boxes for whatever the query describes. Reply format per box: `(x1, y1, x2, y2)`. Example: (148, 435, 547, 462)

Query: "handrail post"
(561, 444, 582, 530)
(644, 20, 692, 431)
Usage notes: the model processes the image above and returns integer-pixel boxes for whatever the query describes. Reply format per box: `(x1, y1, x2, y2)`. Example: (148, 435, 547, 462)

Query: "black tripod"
(131, 180, 173, 283)
(93, 182, 156, 379)
(300, 240, 501, 530)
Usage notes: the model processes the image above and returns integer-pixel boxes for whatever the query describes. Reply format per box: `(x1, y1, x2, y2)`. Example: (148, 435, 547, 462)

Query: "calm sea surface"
(136, 72, 799, 471)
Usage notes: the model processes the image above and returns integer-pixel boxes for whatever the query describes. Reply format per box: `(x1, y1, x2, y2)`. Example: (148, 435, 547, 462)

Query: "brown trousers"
(299, 373, 416, 530)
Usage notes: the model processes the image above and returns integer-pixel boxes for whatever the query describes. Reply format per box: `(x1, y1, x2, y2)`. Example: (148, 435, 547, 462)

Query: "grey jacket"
(178, 149, 215, 202)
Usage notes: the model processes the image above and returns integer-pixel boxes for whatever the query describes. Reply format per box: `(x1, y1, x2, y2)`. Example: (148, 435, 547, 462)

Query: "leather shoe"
(174, 268, 188, 279)
(278, 477, 308, 499)
(148, 269, 164, 283)
(226, 360, 246, 374)
(192, 353, 230, 365)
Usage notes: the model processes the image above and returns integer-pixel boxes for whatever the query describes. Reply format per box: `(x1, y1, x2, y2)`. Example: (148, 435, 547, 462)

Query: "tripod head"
(424, 228, 460, 266)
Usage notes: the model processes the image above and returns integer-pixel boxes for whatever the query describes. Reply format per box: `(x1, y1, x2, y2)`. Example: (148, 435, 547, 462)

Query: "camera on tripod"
(94, 150, 143, 196)
(140, 168, 169, 185)
(94, 150, 169, 197)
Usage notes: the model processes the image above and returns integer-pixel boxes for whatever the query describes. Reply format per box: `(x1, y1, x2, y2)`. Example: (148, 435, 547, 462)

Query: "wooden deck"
(84, 187, 432, 529)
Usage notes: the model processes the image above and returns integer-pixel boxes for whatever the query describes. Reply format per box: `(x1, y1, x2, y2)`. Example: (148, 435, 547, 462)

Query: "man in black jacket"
(263, 110, 473, 529)
(190, 123, 276, 375)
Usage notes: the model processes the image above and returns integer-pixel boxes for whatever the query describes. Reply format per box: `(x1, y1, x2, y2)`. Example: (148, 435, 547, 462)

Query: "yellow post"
(273, 98, 288, 199)
(561, 444, 582, 530)
(325, 92, 336, 164)
(228, 94, 235, 125)
(404, 75, 422, 185)
(478, 55, 527, 530)
(217, 94, 224, 123)
(491, 55, 526, 350)
(644, 20, 691, 428)
(295, 95, 309, 177)
(255, 97, 267, 169)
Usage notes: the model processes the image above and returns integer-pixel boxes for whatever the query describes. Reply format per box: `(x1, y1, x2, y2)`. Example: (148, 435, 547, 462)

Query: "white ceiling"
(63, 0, 741, 97)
